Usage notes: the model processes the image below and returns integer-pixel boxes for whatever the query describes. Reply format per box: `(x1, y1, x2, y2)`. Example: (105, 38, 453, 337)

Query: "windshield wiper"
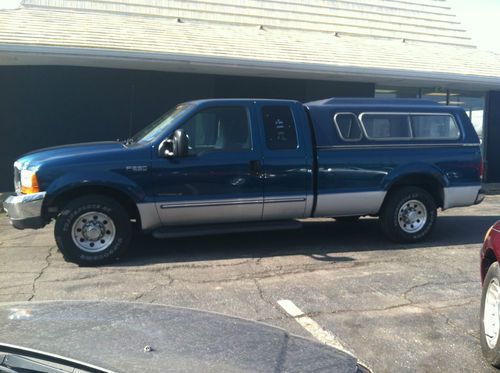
(117, 138, 135, 145)
(0, 365, 42, 373)
(0, 352, 79, 373)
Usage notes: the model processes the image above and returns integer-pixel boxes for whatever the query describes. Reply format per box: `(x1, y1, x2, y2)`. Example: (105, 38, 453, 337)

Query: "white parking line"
(277, 299, 352, 354)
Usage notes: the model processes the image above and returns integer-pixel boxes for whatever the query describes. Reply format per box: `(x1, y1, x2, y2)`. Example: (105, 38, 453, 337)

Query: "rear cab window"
(261, 106, 298, 150)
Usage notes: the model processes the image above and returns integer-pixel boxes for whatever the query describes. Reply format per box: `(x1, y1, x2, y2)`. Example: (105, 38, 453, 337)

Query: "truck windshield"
(132, 103, 192, 143)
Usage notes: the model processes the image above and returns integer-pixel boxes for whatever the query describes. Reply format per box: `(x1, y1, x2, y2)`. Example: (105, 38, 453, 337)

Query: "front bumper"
(2, 192, 46, 229)
(475, 188, 486, 205)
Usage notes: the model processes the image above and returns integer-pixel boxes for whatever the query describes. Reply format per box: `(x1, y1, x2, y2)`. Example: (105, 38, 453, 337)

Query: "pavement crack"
(402, 281, 431, 302)
(8, 233, 38, 241)
(253, 278, 268, 304)
(133, 284, 160, 301)
(174, 262, 341, 285)
(253, 278, 289, 317)
(28, 246, 55, 301)
(256, 316, 289, 323)
(133, 272, 174, 302)
(302, 302, 413, 318)
(163, 272, 175, 285)
(443, 313, 480, 341)
(401, 280, 478, 304)
(429, 298, 477, 311)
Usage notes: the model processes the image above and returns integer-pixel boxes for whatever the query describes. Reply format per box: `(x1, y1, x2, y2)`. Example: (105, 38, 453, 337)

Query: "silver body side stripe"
(443, 185, 481, 210)
(314, 191, 387, 217)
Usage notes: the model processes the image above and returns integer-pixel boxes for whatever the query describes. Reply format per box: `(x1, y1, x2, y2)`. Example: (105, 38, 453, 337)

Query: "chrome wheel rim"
(71, 211, 116, 253)
(398, 199, 427, 233)
(484, 278, 500, 349)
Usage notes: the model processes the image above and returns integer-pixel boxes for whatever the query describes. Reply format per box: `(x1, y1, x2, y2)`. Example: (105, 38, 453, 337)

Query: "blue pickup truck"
(3, 98, 484, 265)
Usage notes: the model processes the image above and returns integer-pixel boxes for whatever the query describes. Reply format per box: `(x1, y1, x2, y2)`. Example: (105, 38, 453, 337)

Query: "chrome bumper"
(475, 189, 486, 205)
(2, 192, 46, 229)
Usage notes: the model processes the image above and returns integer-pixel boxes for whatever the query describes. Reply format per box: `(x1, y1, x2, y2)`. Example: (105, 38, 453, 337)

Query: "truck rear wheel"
(54, 195, 132, 266)
(379, 186, 436, 243)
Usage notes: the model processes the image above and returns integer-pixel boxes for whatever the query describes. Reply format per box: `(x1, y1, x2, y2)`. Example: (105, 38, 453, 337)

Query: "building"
(1, 0, 499, 191)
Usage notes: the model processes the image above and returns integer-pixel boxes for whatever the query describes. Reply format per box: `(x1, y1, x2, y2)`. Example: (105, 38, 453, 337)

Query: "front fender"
(43, 170, 148, 207)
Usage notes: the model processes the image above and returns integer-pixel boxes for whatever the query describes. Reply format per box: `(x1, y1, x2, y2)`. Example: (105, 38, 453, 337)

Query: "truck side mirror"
(174, 129, 189, 157)
(159, 129, 189, 158)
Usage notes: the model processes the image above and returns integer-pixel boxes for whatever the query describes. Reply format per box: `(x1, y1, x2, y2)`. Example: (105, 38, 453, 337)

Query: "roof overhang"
(1, 44, 500, 92)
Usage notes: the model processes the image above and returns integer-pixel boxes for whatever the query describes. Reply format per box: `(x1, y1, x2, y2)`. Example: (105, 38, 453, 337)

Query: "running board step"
(152, 220, 302, 239)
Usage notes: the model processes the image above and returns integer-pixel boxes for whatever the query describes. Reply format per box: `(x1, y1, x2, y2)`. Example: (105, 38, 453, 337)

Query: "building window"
(449, 91, 485, 141)
(421, 88, 448, 104)
(375, 86, 419, 99)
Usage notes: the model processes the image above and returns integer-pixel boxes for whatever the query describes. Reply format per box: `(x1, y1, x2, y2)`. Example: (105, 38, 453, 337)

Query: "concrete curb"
(484, 183, 500, 195)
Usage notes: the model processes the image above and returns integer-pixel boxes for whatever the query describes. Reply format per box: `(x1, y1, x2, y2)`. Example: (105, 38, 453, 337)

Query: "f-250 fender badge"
(126, 165, 148, 172)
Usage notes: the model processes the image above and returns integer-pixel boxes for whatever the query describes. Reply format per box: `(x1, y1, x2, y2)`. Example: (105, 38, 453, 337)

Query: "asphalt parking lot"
(1, 196, 500, 372)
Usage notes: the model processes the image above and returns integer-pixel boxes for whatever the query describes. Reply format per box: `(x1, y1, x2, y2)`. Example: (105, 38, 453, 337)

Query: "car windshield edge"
(131, 103, 193, 144)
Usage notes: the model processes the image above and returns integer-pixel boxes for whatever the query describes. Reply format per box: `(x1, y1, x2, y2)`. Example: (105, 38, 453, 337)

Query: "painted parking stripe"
(277, 299, 351, 354)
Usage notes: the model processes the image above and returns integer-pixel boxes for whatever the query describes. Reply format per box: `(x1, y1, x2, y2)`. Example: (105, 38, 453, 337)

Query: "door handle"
(249, 160, 263, 176)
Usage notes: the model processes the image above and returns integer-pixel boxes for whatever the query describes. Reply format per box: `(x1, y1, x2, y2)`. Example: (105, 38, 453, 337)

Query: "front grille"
(13, 165, 20, 194)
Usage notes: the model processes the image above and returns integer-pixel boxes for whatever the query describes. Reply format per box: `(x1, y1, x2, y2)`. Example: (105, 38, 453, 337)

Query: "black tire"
(54, 195, 132, 266)
(480, 262, 500, 367)
(379, 186, 437, 243)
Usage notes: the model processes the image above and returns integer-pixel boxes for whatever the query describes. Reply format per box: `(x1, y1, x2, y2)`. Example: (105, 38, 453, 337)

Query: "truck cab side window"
(261, 106, 298, 150)
(182, 106, 251, 155)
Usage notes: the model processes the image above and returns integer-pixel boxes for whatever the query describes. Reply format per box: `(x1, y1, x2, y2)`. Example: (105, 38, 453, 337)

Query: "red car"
(481, 221, 500, 367)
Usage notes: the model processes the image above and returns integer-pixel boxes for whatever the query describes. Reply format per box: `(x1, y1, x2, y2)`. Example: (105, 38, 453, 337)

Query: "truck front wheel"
(54, 195, 132, 265)
(379, 187, 437, 243)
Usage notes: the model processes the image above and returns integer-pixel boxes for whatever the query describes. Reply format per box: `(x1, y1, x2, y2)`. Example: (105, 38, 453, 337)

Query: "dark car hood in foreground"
(0, 301, 361, 373)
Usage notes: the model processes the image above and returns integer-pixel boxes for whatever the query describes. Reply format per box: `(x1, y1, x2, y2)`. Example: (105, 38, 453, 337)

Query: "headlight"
(20, 169, 40, 194)
(485, 226, 494, 242)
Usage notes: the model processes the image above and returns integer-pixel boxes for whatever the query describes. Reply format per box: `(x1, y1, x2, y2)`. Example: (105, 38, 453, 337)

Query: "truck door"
(152, 102, 264, 226)
(255, 102, 314, 220)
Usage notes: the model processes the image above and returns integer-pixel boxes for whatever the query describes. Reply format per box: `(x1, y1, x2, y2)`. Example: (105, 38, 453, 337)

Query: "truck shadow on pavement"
(117, 215, 499, 266)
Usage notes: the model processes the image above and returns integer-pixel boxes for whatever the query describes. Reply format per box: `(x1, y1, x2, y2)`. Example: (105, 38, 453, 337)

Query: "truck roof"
(305, 98, 443, 107)
(187, 98, 300, 105)
(183, 98, 467, 117)
(188, 98, 459, 111)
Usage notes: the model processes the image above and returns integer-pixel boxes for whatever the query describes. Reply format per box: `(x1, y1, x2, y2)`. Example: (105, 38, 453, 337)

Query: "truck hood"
(16, 141, 126, 170)
(0, 301, 364, 373)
